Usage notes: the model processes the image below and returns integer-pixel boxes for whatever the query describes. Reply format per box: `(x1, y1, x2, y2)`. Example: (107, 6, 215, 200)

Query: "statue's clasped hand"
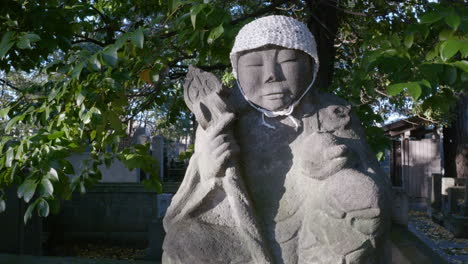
(197, 113, 239, 181)
(300, 132, 358, 180)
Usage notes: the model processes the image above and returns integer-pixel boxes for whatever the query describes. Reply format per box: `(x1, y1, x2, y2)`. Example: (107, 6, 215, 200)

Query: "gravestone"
(445, 186, 468, 237)
(151, 136, 165, 181)
(431, 173, 443, 211)
(447, 186, 465, 214)
(442, 177, 456, 214)
(428, 173, 443, 223)
(392, 187, 408, 226)
(162, 15, 391, 264)
(463, 180, 468, 216)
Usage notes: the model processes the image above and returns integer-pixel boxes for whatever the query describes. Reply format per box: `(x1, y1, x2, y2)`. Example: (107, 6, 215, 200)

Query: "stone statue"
(162, 15, 391, 264)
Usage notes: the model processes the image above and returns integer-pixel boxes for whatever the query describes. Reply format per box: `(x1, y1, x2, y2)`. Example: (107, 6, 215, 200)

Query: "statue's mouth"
(263, 91, 291, 100)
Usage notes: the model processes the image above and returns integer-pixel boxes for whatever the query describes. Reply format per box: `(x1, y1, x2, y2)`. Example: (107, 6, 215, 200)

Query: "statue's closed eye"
(277, 49, 298, 63)
(246, 62, 264, 67)
(278, 58, 297, 63)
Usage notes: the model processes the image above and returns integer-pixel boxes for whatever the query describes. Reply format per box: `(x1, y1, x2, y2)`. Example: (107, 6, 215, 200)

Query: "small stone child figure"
(163, 15, 391, 264)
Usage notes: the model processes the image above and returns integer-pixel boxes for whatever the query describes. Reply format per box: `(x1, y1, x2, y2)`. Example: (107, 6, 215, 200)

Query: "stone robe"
(162, 92, 391, 264)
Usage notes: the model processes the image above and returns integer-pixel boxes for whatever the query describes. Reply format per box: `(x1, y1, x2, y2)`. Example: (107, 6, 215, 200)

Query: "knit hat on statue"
(229, 15, 319, 129)
(230, 15, 319, 79)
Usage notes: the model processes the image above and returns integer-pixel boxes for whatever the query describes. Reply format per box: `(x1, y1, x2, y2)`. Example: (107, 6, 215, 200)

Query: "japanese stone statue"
(162, 15, 391, 264)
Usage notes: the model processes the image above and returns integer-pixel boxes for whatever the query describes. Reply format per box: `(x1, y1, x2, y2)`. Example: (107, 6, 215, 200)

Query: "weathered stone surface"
(162, 15, 391, 264)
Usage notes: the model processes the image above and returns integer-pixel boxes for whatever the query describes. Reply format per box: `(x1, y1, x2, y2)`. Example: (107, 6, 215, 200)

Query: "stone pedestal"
(147, 218, 165, 260)
(147, 193, 173, 261)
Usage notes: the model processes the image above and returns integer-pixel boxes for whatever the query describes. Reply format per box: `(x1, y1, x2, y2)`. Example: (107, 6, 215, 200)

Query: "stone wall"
(0, 188, 42, 255)
(45, 183, 179, 247)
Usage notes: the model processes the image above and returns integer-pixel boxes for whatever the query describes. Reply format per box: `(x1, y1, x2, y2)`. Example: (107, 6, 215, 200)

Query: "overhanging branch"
(0, 79, 21, 92)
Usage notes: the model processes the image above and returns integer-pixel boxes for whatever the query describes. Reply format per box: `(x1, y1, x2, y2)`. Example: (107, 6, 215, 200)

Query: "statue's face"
(237, 46, 314, 111)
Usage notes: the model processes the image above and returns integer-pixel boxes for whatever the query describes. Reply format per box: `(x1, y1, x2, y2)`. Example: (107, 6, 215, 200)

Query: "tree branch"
(172, 63, 228, 72)
(90, 5, 110, 24)
(323, 0, 367, 17)
(375, 89, 391, 98)
(230, 0, 291, 25)
(0, 79, 21, 92)
(73, 35, 106, 47)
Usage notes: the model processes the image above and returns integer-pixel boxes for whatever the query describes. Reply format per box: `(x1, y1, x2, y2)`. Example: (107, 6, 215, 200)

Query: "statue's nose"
(263, 61, 282, 83)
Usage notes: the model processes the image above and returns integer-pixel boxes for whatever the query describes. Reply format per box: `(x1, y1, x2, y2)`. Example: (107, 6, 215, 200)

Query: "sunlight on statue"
(162, 15, 391, 264)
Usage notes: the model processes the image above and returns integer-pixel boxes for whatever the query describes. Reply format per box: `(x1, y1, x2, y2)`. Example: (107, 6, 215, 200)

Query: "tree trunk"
(306, 0, 339, 89)
(443, 95, 468, 178)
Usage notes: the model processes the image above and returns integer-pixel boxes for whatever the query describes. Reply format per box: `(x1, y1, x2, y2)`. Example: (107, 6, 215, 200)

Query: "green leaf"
(190, 4, 207, 29)
(102, 46, 118, 67)
(407, 82, 422, 100)
(39, 178, 54, 197)
(14, 143, 23, 161)
(48, 131, 65, 140)
(420, 12, 443, 24)
(89, 55, 101, 71)
(0, 32, 15, 59)
(131, 28, 144, 49)
(107, 112, 123, 132)
(170, 0, 181, 11)
(460, 43, 468, 58)
(452, 60, 468, 72)
(387, 83, 406, 96)
(0, 199, 5, 213)
(24, 201, 37, 224)
(439, 29, 454, 41)
(376, 151, 385, 161)
(445, 14, 461, 30)
(5, 148, 14, 168)
(387, 82, 420, 99)
(425, 49, 437, 61)
(5, 114, 24, 132)
(440, 40, 461, 62)
(16, 36, 31, 49)
(37, 199, 49, 217)
(0, 107, 10, 119)
(82, 112, 91, 124)
(142, 178, 163, 193)
(47, 168, 59, 181)
(207, 23, 224, 44)
(90, 130, 97, 140)
(79, 181, 86, 194)
(25, 33, 40, 42)
(16, 33, 40, 49)
(461, 72, 468, 82)
(76, 93, 85, 106)
(404, 33, 414, 48)
(444, 66, 457, 85)
(48, 88, 59, 102)
(71, 61, 85, 79)
(17, 179, 38, 203)
(82, 106, 100, 125)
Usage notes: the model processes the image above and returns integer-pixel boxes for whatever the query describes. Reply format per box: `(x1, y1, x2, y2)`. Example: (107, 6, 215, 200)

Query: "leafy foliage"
(0, 0, 466, 220)
(331, 0, 467, 158)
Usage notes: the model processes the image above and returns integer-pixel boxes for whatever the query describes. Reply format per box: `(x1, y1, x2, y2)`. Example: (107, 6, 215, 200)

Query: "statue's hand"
(299, 132, 358, 180)
(196, 113, 239, 180)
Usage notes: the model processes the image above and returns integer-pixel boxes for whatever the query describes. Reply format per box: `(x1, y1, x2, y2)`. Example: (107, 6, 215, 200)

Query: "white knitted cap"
(230, 15, 319, 79)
